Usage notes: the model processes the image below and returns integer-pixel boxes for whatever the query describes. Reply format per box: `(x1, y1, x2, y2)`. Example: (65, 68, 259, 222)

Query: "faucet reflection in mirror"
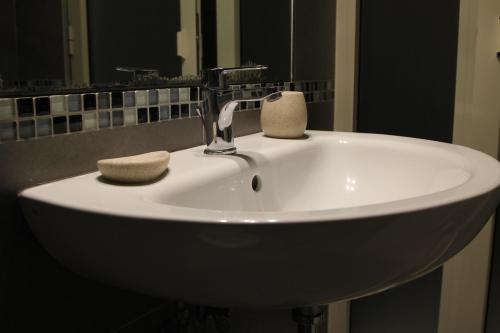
(197, 66, 283, 155)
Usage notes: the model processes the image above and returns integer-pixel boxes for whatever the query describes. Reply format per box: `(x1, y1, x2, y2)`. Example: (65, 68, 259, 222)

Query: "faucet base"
(204, 147, 237, 155)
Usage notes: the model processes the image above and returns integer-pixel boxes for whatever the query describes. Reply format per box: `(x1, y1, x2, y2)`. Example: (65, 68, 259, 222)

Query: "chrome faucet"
(197, 66, 283, 155)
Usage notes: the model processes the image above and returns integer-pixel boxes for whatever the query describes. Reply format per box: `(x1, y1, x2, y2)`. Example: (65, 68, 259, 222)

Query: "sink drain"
(251, 175, 262, 192)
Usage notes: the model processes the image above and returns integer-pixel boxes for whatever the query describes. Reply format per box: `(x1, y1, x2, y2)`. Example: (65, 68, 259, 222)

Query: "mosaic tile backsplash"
(0, 81, 333, 143)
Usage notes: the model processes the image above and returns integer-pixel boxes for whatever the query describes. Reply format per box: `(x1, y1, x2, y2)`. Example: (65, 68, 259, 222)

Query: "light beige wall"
(329, 1, 358, 332)
(67, 0, 90, 85)
(178, 0, 199, 76)
(438, 0, 500, 332)
(216, 0, 240, 68)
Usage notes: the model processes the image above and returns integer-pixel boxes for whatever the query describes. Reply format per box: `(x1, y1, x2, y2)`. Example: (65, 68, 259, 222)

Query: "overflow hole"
(252, 175, 262, 192)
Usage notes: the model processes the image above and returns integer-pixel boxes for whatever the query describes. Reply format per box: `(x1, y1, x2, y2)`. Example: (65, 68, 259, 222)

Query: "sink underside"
(19, 131, 500, 308)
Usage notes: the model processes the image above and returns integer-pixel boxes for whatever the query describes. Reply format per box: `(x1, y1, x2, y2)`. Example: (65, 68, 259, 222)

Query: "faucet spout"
(199, 66, 282, 155)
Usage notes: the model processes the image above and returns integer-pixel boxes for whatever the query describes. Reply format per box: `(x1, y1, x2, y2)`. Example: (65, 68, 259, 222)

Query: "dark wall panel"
(240, 0, 291, 82)
(356, 0, 459, 143)
(352, 0, 460, 332)
(87, 0, 182, 84)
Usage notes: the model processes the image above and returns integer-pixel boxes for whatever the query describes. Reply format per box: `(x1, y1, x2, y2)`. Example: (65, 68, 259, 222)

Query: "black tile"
(190, 87, 199, 101)
(180, 104, 189, 118)
(69, 115, 82, 132)
(149, 107, 159, 122)
(111, 92, 123, 108)
(240, 101, 247, 110)
(254, 101, 261, 109)
(137, 108, 148, 123)
(53, 116, 67, 134)
(35, 97, 50, 115)
(171, 104, 179, 119)
(17, 98, 34, 117)
(19, 120, 35, 139)
(83, 94, 97, 111)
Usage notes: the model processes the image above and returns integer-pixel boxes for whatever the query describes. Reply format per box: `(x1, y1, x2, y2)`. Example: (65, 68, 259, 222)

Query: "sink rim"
(19, 131, 500, 225)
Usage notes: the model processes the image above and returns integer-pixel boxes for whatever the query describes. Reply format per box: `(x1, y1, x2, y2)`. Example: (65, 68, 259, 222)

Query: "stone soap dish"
(98, 151, 170, 183)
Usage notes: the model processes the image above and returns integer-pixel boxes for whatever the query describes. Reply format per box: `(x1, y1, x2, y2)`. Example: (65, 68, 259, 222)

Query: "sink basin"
(19, 131, 500, 308)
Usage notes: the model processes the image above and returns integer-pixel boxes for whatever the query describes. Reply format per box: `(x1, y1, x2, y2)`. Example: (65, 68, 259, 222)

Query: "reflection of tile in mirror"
(137, 108, 148, 123)
(190, 87, 199, 102)
(35, 97, 51, 116)
(53, 116, 68, 134)
(179, 88, 190, 102)
(0, 122, 17, 142)
(83, 94, 97, 111)
(149, 107, 159, 122)
(19, 120, 35, 139)
(159, 105, 170, 120)
(69, 115, 83, 132)
(67, 94, 82, 112)
(112, 110, 124, 126)
(99, 112, 111, 128)
(148, 89, 158, 105)
(50, 95, 66, 115)
(158, 89, 170, 104)
(16, 98, 34, 117)
(170, 88, 179, 103)
(123, 91, 135, 107)
(190, 104, 198, 117)
(83, 112, 98, 131)
(36, 118, 52, 137)
(124, 108, 136, 125)
(135, 90, 147, 107)
(111, 92, 123, 108)
(98, 93, 110, 110)
(0, 99, 15, 120)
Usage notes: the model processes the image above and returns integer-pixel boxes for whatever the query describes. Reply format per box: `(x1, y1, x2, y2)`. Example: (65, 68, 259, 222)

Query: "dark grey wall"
(87, 0, 182, 84)
(240, 0, 291, 82)
(352, 0, 460, 332)
(0, 112, 263, 332)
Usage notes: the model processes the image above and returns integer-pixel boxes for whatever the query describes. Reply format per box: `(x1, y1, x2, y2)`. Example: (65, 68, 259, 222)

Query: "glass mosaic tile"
(98, 93, 110, 109)
(0, 99, 15, 120)
(99, 112, 111, 128)
(83, 94, 97, 111)
(53, 116, 68, 134)
(36, 118, 52, 136)
(67, 94, 82, 112)
(19, 119, 35, 139)
(0, 122, 17, 142)
(124, 108, 136, 126)
(50, 95, 66, 115)
(83, 112, 98, 131)
(112, 110, 124, 127)
(17, 98, 34, 117)
(35, 97, 50, 116)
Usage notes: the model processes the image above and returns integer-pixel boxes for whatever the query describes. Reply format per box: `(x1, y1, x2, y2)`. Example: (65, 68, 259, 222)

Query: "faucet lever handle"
(202, 65, 269, 90)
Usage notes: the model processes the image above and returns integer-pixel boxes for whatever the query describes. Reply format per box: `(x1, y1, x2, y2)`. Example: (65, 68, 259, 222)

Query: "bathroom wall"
(351, 0, 460, 332)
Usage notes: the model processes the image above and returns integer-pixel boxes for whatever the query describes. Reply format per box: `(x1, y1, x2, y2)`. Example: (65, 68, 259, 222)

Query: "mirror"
(0, 0, 293, 94)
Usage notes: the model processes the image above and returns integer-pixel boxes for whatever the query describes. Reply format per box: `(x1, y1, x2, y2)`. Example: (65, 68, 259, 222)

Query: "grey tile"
(112, 110, 124, 127)
(159, 105, 170, 120)
(67, 94, 82, 112)
(99, 112, 111, 128)
(36, 118, 52, 136)
(148, 89, 158, 105)
(19, 119, 35, 139)
(170, 88, 179, 103)
(0, 122, 17, 141)
(123, 91, 135, 107)
(98, 92, 111, 109)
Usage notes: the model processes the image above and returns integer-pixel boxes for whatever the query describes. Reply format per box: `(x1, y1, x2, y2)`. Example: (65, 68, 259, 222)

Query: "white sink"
(19, 131, 500, 308)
